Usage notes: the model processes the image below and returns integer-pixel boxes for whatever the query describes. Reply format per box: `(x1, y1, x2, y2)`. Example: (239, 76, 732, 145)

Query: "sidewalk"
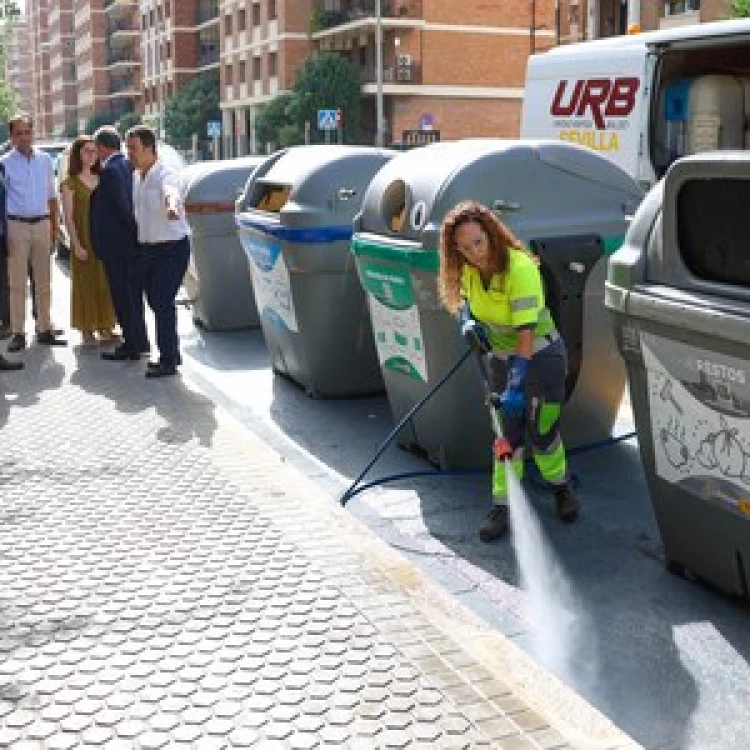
(0, 313, 640, 749)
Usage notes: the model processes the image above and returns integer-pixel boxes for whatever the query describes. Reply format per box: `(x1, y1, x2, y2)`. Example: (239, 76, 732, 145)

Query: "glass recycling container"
(352, 139, 644, 468)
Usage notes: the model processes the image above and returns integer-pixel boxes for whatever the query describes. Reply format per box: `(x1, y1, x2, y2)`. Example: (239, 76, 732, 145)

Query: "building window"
(664, 0, 700, 14)
(268, 0, 277, 21)
(165, 40, 171, 60)
(269, 51, 277, 77)
(238, 8, 246, 31)
(252, 56, 261, 81)
(225, 63, 233, 86)
(224, 14, 233, 35)
(239, 60, 246, 82)
(252, 4, 260, 26)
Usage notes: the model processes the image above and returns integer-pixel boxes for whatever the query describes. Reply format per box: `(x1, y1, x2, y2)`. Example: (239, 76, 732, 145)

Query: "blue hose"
(339, 345, 638, 506)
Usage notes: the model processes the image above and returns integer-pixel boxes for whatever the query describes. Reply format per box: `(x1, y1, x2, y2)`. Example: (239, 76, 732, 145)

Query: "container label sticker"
(642, 332, 750, 515)
(240, 232, 298, 333)
(359, 262, 428, 383)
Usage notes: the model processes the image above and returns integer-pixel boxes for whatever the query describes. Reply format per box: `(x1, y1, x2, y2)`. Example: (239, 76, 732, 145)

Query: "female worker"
(438, 201, 578, 542)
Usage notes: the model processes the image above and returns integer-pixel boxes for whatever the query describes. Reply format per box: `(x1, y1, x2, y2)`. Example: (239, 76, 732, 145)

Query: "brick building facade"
(141, 0, 220, 137)
(49, 0, 76, 136)
(4, 17, 33, 117)
(26, 0, 53, 137)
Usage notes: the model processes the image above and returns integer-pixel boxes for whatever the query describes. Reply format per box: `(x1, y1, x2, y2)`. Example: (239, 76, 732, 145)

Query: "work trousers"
(136, 237, 190, 366)
(7, 218, 51, 334)
(488, 339, 569, 503)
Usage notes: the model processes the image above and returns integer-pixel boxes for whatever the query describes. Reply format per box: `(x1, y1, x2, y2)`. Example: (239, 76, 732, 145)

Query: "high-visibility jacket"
(460, 248, 555, 352)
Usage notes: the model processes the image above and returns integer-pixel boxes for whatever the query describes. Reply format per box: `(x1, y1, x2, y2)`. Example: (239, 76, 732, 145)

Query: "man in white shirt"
(1, 114, 66, 352)
(126, 126, 190, 379)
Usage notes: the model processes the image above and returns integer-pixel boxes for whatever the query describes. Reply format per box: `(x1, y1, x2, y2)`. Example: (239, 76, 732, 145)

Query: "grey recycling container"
(182, 156, 264, 330)
(352, 139, 644, 469)
(235, 145, 394, 397)
(606, 151, 750, 600)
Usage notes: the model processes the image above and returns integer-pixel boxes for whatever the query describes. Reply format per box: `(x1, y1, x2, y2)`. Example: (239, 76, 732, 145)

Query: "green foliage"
(85, 112, 117, 135)
(163, 71, 220, 141)
(64, 121, 79, 138)
(118, 111, 142, 136)
(288, 52, 362, 144)
(730, 0, 750, 16)
(254, 93, 299, 151)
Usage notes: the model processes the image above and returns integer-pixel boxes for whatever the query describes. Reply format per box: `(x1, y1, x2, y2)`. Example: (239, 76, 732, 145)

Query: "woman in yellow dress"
(60, 135, 117, 345)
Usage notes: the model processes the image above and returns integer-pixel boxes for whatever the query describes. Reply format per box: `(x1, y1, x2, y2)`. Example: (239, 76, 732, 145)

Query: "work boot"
(479, 504, 509, 542)
(554, 484, 579, 523)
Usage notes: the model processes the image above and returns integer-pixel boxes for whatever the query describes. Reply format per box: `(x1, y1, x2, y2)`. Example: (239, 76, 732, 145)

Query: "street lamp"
(375, 0, 384, 147)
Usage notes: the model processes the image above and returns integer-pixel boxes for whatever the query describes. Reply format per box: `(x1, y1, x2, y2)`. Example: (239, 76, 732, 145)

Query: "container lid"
(184, 156, 265, 205)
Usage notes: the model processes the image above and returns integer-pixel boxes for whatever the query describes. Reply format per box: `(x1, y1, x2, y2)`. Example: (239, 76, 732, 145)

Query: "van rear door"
(522, 45, 649, 180)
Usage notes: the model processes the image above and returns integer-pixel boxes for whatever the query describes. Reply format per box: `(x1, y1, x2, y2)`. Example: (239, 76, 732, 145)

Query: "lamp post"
(375, 0, 384, 147)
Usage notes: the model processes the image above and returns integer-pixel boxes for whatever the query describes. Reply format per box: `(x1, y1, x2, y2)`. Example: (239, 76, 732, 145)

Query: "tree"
(254, 93, 298, 151)
(730, 0, 750, 16)
(163, 71, 220, 142)
(0, 0, 21, 138)
(288, 52, 362, 145)
(85, 111, 117, 135)
(118, 111, 142, 136)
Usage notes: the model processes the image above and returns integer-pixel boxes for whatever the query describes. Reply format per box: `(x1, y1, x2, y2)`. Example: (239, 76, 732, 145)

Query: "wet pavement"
(0, 266, 639, 748)
(176, 314, 750, 749)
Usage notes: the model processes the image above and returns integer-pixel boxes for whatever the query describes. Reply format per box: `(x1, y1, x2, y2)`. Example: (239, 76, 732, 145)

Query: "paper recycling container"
(235, 145, 394, 397)
(606, 152, 750, 600)
(182, 156, 264, 330)
(352, 139, 644, 469)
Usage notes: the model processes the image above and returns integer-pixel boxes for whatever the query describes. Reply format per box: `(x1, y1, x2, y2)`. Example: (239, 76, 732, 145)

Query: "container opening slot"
(677, 178, 750, 287)
(254, 183, 292, 213)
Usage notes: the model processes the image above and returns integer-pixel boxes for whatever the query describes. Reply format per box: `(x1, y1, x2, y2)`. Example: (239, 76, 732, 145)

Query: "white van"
(521, 19, 750, 189)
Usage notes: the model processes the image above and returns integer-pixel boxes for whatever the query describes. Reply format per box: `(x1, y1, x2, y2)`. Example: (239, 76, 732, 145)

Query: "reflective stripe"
(510, 296, 538, 312)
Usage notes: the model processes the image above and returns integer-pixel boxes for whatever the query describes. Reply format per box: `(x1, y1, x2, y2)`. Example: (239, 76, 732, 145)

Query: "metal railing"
(359, 60, 421, 84)
(311, 0, 423, 31)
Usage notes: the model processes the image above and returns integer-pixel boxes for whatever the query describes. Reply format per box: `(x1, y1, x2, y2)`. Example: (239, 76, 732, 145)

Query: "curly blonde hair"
(438, 201, 524, 315)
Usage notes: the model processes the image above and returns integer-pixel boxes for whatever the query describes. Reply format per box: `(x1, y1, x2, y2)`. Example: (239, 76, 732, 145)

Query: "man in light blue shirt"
(0, 114, 66, 352)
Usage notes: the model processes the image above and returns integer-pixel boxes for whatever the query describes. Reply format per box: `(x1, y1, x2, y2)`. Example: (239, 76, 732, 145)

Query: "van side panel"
(522, 47, 649, 180)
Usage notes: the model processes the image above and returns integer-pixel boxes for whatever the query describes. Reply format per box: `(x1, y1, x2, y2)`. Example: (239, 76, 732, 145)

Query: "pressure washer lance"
(473, 347, 513, 463)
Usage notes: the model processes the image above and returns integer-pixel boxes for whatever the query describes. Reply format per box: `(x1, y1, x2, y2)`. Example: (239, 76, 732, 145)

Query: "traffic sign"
(317, 109, 340, 131)
(206, 120, 222, 138)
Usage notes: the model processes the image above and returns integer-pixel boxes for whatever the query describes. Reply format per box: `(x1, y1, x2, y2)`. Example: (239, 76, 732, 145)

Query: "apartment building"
(140, 0, 220, 137)
(569, 0, 734, 41)
(4, 17, 33, 113)
(310, 1, 560, 146)
(26, 0, 53, 137)
(220, 0, 312, 156)
(49, 0, 77, 136)
(71, 0, 141, 135)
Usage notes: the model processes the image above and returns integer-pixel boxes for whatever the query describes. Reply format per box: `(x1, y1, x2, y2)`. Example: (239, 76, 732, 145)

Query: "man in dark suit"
(90, 126, 148, 361)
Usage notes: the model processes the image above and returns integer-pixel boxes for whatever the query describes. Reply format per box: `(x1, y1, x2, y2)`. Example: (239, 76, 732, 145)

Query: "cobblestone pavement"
(0, 339, 640, 749)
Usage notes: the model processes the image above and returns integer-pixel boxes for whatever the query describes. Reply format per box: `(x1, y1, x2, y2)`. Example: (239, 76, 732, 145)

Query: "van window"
(677, 178, 750, 286)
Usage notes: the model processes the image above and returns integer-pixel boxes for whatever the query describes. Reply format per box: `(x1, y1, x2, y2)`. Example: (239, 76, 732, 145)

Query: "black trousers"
(135, 237, 190, 366)
(101, 253, 148, 353)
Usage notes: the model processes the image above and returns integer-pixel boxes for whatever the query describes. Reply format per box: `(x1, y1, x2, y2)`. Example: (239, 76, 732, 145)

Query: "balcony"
(109, 76, 137, 95)
(311, 0, 423, 31)
(197, 0, 219, 25)
(359, 60, 421, 85)
(107, 51, 138, 67)
(105, 0, 138, 13)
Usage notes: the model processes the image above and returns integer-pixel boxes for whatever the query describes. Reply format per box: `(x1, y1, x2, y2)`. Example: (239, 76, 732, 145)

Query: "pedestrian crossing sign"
(317, 109, 341, 131)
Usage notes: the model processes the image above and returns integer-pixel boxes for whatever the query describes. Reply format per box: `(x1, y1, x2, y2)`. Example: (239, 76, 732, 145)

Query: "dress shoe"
(0, 355, 23, 371)
(146, 354, 182, 371)
(101, 346, 141, 362)
(37, 330, 67, 346)
(145, 363, 177, 379)
(7, 333, 26, 352)
(0, 324, 11, 340)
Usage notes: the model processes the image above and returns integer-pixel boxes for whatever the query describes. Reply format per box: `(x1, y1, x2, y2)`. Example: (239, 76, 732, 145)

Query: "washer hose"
(340, 346, 636, 506)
